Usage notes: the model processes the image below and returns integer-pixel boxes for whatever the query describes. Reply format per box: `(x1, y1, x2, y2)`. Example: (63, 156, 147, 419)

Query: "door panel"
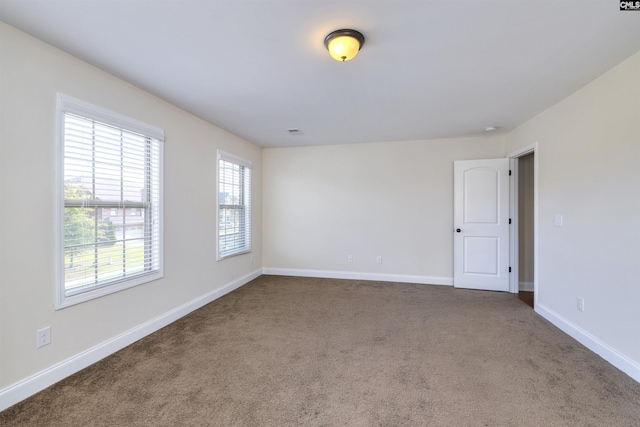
(464, 237, 499, 275)
(464, 168, 500, 224)
(454, 159, 510, 291)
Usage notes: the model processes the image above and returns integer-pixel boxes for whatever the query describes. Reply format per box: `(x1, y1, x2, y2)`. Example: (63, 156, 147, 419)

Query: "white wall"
(506, 50, 640, 380)
(0, 22, 262, 405)
(263, 137, 505, 283)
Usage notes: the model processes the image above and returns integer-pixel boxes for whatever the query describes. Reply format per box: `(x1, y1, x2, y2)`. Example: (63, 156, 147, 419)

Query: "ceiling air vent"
(286, 128, 304, 135)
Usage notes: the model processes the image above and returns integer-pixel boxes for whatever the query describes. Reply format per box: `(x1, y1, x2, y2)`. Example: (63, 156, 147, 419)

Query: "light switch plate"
(554, 215, 563, 227)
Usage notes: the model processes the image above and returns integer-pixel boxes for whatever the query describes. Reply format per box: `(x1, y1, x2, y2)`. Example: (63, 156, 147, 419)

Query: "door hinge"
(509, 267, 512, 273)
(509, 169, 512, 176)
(509, 218, 512, 224)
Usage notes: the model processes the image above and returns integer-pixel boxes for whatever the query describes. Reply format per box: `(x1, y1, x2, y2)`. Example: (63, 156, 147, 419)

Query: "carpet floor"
(2, 275, 640, 426)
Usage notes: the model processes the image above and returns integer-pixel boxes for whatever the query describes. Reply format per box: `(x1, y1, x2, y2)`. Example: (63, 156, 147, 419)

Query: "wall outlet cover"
(37, 327, 51, 348)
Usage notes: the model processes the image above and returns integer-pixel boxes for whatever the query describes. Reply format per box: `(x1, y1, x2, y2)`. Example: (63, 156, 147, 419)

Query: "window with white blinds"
(57, 94, 163, 308)
(217, 151, 251, 259)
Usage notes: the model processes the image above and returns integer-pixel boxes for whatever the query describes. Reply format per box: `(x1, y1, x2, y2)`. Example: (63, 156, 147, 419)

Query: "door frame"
(507, 143, 539, 307)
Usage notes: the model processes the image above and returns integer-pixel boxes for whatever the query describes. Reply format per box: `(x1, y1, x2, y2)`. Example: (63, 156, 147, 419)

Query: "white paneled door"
(454, 159, 510, 291)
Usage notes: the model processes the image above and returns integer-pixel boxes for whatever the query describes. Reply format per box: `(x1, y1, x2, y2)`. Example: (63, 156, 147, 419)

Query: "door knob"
(456, 228, 461, 233)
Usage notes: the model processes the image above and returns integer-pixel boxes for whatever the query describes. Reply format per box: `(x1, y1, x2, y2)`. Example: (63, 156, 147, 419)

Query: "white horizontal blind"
(218, 151, 251, 259)
(62, 110, 161, 297)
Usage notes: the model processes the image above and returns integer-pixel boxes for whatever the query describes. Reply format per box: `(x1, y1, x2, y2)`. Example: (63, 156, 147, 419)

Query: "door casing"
(507, 143, 538, 305)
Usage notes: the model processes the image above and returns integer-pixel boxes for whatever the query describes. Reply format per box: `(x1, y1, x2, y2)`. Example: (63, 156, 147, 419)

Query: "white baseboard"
(262, 267, 453, 286)
(519, 281, 534, 292)
(536, 303, 640, 383)
(0, 268, 262, 412)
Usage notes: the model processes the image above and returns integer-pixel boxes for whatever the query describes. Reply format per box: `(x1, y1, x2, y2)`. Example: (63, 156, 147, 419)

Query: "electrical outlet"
(376, 256, 382, 265)
(577, 297, 584, 312)
(347, 255, 353, 262)
(250, 255, 254, 264)
(37, 327, 51, 348)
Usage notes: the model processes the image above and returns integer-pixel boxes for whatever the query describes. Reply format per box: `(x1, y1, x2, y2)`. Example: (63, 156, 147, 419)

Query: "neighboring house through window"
(57, 94, 163, 308)
(217, 150, 251, 259)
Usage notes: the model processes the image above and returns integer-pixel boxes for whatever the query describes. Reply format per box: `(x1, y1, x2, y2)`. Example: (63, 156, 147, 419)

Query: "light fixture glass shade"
(324, 29, 365, 62)
(327, 35, 360, 61)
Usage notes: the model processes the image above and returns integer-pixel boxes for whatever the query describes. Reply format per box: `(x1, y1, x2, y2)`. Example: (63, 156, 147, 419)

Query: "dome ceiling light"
(324, 29, 365, 62)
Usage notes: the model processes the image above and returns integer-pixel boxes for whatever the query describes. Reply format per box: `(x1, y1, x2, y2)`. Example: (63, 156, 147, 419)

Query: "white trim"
(519, 281, 534, 292)
(55, 95, 66, 308)
(217, 149, 252, 168)
(509, 157, 519, 293)
(0, 269, 262, 412)
(536, 303, 640, 383)
(532, 147, 539, 307)
(57, 93, 164, 140)
(55, 94, 165, 309)
(507, 144, 536, 159)
(262, 268, 453, 286)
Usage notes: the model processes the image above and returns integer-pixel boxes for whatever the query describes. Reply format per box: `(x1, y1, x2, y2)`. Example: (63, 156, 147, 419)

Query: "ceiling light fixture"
(324, 29, 365, 62)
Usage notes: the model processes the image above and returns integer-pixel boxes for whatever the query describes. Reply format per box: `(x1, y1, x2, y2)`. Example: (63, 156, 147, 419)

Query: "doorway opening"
(517, 152, 534, 307)
(508, 143, 538, 309)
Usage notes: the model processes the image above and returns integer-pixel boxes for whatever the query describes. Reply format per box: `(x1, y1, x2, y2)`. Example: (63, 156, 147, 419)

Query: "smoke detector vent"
(286, 128, 304, 135)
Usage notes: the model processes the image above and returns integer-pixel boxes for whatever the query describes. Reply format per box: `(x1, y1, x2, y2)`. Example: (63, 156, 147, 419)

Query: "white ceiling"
(1, 1, 640, 148)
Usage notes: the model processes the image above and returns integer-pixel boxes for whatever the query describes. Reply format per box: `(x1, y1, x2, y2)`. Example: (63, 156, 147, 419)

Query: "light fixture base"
(324, 29, 365, 62)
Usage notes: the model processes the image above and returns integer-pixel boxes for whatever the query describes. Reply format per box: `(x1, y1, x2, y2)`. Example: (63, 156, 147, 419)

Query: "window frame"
(217, 150, 252, 260)
(56, 94, 164, 309)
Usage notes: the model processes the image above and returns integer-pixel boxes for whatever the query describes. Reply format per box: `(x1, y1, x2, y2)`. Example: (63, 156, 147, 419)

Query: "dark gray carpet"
(2, 275, 640, 426)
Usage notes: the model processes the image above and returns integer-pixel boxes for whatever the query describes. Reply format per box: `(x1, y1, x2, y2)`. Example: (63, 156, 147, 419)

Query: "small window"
(217, 150, 251, 259)
(57, 94, 164, 308)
